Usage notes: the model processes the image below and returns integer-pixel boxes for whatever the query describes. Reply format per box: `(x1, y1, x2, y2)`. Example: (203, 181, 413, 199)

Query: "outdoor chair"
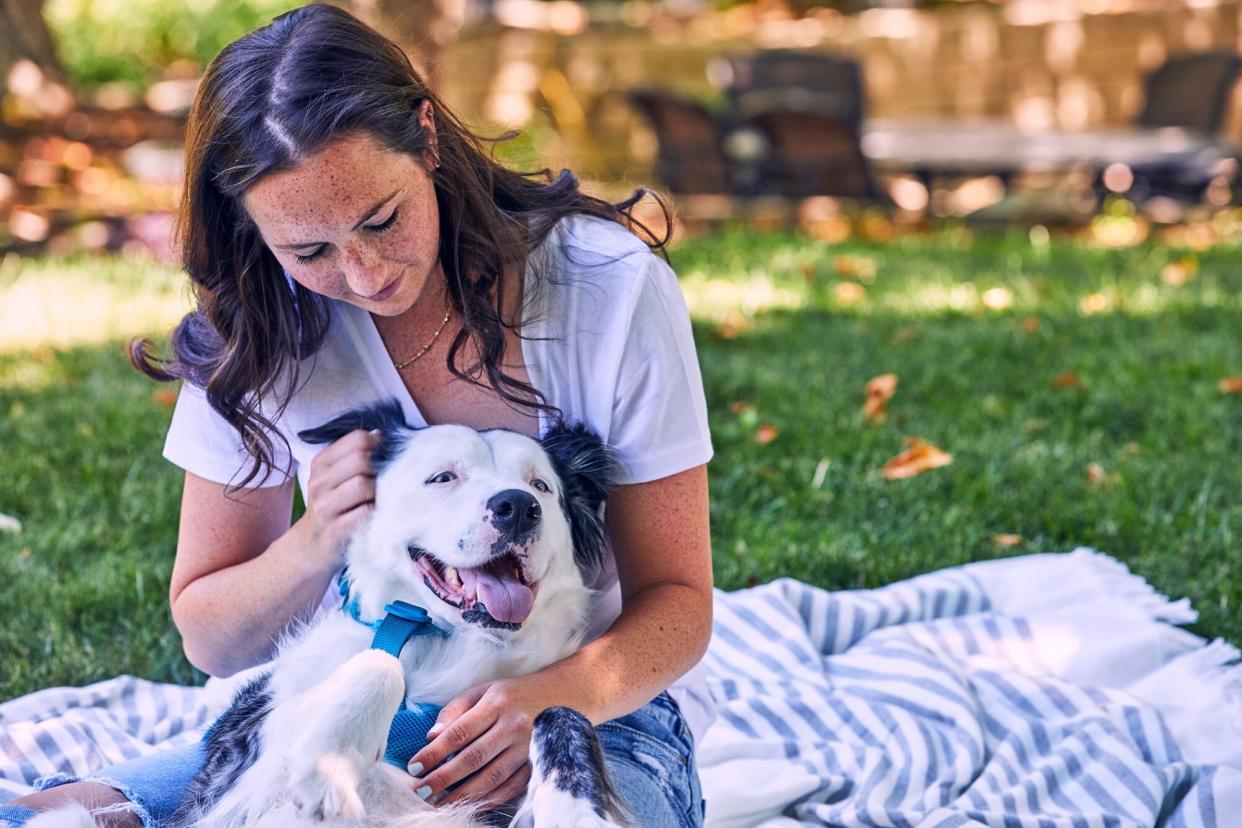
(625, 88, 737, 196)
(722, 50, 885, 201)
(740, 107, 885, 200)
(1136, 50, 1242, 135)
(725, 50, 865, 129)
(1122, 51, 1242, 202)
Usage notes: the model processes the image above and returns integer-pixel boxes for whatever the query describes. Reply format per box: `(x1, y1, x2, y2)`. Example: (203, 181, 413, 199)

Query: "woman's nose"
(340, 241, 387, 297)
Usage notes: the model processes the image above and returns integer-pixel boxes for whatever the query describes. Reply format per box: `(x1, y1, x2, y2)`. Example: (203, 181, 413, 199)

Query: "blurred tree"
(1, 0, 65, 97)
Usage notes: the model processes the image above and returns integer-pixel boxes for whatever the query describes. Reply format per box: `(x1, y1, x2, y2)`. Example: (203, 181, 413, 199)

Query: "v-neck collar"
(336, 274, 549, 437)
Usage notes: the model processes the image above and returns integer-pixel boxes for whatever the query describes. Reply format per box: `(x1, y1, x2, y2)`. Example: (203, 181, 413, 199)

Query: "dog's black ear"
(540, 421, 618, 579)
(296, 398, 411, 469)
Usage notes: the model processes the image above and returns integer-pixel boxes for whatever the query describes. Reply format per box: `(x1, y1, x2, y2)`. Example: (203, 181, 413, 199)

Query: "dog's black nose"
(487, 489, 542, 536)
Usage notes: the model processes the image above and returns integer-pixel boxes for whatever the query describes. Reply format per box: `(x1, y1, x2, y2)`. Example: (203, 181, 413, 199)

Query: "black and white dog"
(34, 400, 627, 828)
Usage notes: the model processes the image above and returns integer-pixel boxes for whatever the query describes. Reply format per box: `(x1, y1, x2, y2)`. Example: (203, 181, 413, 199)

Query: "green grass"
(2, 228, 1241, 700)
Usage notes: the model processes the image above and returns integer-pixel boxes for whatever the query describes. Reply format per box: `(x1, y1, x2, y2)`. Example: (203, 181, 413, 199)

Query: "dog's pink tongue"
(460, 563, 535, 624)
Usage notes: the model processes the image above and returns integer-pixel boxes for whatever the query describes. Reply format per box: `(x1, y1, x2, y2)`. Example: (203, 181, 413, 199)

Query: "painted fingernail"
(416, 785, 432, 800)
(407, 762, 423, 776)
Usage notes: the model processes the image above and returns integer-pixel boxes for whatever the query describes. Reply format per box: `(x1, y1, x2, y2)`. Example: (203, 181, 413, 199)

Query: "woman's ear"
(417, 100, 439, 170)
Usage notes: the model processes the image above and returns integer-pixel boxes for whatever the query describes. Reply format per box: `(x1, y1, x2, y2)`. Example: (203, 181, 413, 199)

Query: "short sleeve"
(163, 382, 294, 489)
(608, 254, 714, 484)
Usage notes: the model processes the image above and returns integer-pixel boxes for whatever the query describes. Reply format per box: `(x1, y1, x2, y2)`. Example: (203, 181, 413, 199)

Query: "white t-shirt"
(162, 214, 717, 742)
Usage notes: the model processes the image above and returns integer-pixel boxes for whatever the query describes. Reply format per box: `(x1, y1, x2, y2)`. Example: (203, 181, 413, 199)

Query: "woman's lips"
(365, 279, 400, 302)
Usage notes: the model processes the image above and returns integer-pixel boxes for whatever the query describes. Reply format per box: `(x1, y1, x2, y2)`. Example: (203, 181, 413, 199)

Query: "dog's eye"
(426, 471, 456, 484)
(531, 478, 550, 493)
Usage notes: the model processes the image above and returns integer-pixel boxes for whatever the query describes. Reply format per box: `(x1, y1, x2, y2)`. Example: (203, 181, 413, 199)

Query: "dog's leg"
(277, 649, 406, 822)
(510, 708, 628, 828)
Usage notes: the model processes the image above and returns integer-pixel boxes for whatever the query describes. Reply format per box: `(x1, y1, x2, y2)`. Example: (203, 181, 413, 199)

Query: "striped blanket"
(3, 549, 1240, 827)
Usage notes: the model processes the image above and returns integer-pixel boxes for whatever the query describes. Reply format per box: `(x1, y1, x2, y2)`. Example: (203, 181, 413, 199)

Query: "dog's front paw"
(290, 751, 368, 823)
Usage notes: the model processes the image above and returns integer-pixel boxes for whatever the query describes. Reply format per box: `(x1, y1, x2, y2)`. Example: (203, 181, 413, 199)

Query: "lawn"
(2, 227, 1240, 700)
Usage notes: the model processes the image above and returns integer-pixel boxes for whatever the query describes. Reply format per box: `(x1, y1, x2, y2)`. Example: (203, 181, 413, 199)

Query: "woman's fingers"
(435, 746, 531, 808)
(302, 428, 381, 557)
(411, 712, 503, 795)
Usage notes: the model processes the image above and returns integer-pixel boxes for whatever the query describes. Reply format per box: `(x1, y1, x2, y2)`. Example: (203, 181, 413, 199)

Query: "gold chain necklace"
(393, 309, 451, 370)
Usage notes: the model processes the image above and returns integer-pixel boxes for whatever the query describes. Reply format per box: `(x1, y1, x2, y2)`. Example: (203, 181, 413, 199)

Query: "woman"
(6, 3, 713, 826)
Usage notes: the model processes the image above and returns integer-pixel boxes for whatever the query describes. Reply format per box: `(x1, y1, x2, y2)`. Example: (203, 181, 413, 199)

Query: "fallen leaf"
(981, 287, 1013, 310)
(993, 534, 1022, 547)
(834, 255, 876, 281)
(1160, 256, 1198, 287)
(1085, 462, 1107, 487)
(1122, 442, 1142, 456)
(1020, 316, 1041, 333)
(862, 373, 898, 423)
(834, 282, 866, 306)
(1220, 377, 1242, 394)
(755, 424, 779, 445)
(715, 311, 751, 340)
(1051, 371, 1081, 390)
(0, 513, 22, 534)
(882, 437, 953, 481)
(892, 327, 919, 343)
(151, 388, 178, 408)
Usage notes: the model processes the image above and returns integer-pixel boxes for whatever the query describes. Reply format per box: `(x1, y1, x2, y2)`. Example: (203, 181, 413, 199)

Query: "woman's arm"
(408, 463, 713, 806)
(170, 429, 381, 676)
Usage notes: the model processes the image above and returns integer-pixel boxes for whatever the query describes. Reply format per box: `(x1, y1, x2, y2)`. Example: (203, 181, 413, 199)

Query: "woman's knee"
(6, 782, 142, 828)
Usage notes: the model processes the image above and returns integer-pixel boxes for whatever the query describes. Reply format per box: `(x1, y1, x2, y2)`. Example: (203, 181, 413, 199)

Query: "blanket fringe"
(1129, 637, 1242, 770)
(964, 547, 1198, 625)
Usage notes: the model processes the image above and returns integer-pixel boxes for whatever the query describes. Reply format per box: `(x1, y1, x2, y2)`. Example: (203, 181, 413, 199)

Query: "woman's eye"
(290, 209, 398, 265)
(531, 479, 550, 493)
(293, 247, 325, 264)
(364, 208, 399, 234)
(426, 471, 456, 485)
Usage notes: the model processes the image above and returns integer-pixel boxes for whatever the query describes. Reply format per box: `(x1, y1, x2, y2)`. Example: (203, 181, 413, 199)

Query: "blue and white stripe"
(2, 550, 1239, 827)
(698, 553, 1242, 827)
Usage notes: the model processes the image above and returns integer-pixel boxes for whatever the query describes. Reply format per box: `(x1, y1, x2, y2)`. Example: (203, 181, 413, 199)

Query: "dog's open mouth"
(410, 547, 539, 629)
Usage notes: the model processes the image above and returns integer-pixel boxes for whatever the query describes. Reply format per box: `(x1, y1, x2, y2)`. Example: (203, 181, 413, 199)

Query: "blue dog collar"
(338, 571, 448, 768)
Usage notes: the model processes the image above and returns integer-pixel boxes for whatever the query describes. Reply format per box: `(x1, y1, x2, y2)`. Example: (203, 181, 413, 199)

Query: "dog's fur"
(32, 401, 628, 828)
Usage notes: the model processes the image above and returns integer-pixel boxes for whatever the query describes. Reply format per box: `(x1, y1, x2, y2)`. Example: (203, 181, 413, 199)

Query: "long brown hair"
(132, 3, 669, 489)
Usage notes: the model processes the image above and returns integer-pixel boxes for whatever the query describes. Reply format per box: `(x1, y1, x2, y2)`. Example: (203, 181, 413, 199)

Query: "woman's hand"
(299, 428, 380, 563)
(407, 675, 564, 809)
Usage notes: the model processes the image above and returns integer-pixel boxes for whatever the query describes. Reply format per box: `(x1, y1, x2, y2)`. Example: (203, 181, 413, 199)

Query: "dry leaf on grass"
(1085, 462, 1107, 487)
(883, 437, 953, 481)
(834, 255, 877, 281)
(862, 373, 898, 423)
(1220, 377, 1242, 394)
(993, 534, 1022, 547)
(1020, 316, 1041, 334)
(151, 388, 178, 408)
(755, 424, 779, 445)
(715, 312, 750, 340)
(892, 327, 920, 343)
(1051, 371, 1081, 390)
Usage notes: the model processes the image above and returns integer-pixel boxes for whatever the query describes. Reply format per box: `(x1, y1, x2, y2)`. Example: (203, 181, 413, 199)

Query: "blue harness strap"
(348, 591, 449, 769)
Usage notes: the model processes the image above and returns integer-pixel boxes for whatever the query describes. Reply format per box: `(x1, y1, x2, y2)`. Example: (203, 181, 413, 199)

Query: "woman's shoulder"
(531, 213, 667, 321)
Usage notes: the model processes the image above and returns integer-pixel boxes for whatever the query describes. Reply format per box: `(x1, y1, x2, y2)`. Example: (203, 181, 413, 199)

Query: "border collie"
(32, 400, 627, 828)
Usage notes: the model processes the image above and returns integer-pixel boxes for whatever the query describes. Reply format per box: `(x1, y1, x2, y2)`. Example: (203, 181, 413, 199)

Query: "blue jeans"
(23, 692, 704, 828)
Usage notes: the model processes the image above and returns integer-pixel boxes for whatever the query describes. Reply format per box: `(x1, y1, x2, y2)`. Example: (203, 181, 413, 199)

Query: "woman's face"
(243, 123, 440, 318)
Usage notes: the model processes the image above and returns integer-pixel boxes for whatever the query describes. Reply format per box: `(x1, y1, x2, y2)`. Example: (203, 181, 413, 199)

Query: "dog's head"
(298, 400, 616, 636)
